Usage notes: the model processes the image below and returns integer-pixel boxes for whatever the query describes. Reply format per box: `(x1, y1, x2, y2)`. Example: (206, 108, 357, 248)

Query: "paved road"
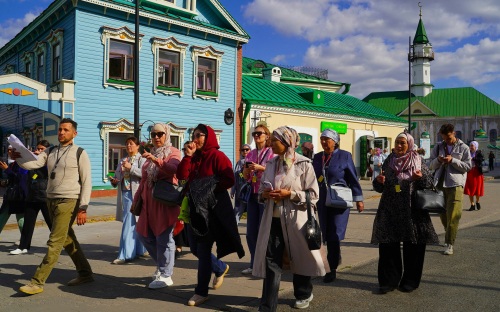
(0, 179, 499, 311)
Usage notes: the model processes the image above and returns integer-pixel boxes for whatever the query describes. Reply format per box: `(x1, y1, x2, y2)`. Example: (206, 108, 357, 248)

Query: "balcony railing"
(408, 51, 435, 61)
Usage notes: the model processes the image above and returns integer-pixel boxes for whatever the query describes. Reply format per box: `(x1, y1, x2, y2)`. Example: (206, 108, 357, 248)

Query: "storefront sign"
(321, 121, 347, 134)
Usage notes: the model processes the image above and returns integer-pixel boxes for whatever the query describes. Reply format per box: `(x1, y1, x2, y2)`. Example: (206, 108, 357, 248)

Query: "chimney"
(262, 67, 282, 83)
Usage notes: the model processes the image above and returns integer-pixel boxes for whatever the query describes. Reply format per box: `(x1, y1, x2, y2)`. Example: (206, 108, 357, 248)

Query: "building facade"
(363, 12, 500, 165)
(0, 0, 250, 195)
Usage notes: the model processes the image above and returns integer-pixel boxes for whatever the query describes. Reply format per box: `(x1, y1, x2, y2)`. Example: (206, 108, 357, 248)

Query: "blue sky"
(1, 0, 499, 101)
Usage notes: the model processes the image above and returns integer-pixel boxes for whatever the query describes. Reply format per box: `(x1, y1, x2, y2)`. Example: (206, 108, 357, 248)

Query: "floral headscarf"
(272, 126, 300, 173)
(389, 132, 421, 182)
(375, 148, 381, 156)
(146, 123, 173, 187)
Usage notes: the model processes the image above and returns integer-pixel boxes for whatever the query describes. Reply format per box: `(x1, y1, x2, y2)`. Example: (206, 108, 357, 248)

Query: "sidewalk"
(1, 179, 499, 311)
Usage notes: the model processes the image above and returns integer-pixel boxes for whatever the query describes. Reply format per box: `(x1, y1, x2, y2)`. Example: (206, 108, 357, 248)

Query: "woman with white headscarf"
(131, 123, 182, 289)
(254, 126, 328, 311)
(372, 132, 438, 294)
(464, 141, 484, 211)
(312, 128, 364, 283)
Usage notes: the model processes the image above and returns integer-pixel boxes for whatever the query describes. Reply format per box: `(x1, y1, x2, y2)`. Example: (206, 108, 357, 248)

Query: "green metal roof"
(414, 18, 429, 44)
(362, 87, 500, 118)
(242, 57, 344, 86)
(242, 76, 406, 123)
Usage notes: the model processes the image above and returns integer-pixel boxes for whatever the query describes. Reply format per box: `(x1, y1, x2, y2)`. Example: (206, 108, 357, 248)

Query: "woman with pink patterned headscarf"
(371, 132, 439, 294)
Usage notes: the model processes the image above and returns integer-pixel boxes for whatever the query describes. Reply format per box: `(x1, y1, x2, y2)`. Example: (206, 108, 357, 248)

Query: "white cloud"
(0, 11, 39, 49)
(244, 0, 500, 98)
(271, 54, 287, 63)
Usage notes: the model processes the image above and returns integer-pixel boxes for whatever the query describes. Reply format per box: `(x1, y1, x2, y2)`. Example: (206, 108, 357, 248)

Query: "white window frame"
(21, 51, 34, 78)
(188, 125, 222, 143)
(191, 45, 224, 101)
(33, 41, 48, 84)
(151, 37, 188, 96)
(144, 0, 198, 14)
(46, 29, 64, 86)
(100, 26, 143, 90)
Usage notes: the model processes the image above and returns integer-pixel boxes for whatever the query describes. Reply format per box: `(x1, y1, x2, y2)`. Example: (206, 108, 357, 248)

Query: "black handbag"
(412, 188, 446, 214)
(152, 179, 187, 207)
(305, 190, 322, 250)
(4, 177, 25, 202)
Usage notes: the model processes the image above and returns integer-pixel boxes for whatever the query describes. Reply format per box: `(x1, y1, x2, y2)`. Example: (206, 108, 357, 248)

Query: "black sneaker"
(476, 203, 481, 210)
(379, 286, 396, 294)
(323, 271, 336, 283)
(468, 204, 475, 211)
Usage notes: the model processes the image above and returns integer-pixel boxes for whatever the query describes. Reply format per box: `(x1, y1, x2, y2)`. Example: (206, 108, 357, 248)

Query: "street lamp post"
(134, 0, 140, 138)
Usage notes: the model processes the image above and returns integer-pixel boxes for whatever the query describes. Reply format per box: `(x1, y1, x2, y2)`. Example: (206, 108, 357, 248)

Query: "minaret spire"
(418, 2, 422, 19)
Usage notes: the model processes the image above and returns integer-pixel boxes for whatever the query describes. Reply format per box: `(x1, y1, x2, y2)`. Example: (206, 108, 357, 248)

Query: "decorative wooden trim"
(32, 41, 48, 83)
(188, 125, 223, 143)
(100, 26, 144, 90)
(46, 29, 64, 84)
(151, 36, 188, 97)
(3, 64, 15, 74)
(21, 51, 35, 78)
(191, 45, 224, 101)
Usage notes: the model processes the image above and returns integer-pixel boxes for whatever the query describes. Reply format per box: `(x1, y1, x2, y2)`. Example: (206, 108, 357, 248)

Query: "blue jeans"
(186, 224, 227, 297)
(246, 193, 265, 268)
(137, 224, 175, 277)
(118, 190, 147, 260)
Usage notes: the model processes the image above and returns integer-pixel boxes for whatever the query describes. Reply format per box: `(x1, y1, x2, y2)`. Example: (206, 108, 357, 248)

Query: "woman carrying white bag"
(312, 128, 364, 283)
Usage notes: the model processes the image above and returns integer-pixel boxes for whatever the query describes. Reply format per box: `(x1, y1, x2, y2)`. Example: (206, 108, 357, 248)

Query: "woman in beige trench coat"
(254, 126, 329, 311)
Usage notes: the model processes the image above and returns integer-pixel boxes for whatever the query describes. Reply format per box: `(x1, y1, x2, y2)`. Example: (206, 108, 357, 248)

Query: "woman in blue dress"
(110, 136, 147, 264)
(312, 129, 364, 283)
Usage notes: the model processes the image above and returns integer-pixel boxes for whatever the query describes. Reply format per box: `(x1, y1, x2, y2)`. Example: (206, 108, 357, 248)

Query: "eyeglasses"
(182, 148, 187, 152)
(150, 132, 165, 138)
(241, 148, 250, 152)
(252, 131, 266, 137)
(193, 133, 206, 139)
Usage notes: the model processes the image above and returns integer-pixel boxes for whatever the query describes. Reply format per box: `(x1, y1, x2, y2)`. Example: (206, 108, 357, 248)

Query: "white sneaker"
(444, 244, 454, 255)
(294, 294, 314, 309)
(242, 268, 253, 275)
(149, 274, 173, 289)
(152, 269, 161, 281)
(9, 249, 28, 255)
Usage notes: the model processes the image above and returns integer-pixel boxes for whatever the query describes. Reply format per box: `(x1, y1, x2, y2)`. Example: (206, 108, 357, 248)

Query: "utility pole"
(408, 36, 412, 134)
(134, 0, 140, 138)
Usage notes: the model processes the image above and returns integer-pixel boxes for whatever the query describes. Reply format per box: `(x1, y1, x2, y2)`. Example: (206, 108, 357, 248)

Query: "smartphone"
(438, 155, 444, 159)
(245, 162, 254, 168)
(262, 181, 273, 190)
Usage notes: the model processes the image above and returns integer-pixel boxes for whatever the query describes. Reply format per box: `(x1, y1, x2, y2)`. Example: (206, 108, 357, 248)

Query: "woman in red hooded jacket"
(177, 124, 244, 306)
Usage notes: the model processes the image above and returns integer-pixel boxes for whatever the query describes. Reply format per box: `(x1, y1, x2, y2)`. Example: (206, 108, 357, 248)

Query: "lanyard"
(322, 152, 333, 169)
(394, 153, 411, 177)
(257, 148, 270, 166)
(54, 144, 72, 170)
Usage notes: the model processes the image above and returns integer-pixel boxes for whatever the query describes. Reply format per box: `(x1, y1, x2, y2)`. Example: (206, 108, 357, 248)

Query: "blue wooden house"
(0, 0, 250, 194)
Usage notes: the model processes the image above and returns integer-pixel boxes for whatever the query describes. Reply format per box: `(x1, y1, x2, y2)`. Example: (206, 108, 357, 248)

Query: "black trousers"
(260, 218, 312, 312)
(489, 161, 494, 171)
(378, 242, 426, 289)
(19, 202, 53, 250)
(327, 241, 341, 271)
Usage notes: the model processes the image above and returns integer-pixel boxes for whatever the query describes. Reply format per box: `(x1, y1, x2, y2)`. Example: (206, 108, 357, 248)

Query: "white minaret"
(410, 5, 434, 97)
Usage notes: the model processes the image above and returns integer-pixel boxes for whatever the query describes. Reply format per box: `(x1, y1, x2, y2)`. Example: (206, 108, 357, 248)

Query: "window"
(197, 57, 216, 92)
(171, 135, 180, 149)
(25, 62, 31, 78)
(108, 132, 131, 174)
(158, 50, 180, 88)
(52, 43, 61, 83)
(490, 129, 497, 142)
(37, 54, 44, 82)
(413, 109, 422, 114)
(109, 40, 134, 81)
(456, 131, 462, 141)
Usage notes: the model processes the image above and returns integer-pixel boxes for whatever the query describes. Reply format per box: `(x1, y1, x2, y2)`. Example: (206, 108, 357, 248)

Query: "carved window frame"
(33, 41, 48, 84)
(21, 51, 34, 78)
(191, 45, 224, 101)
(100, 26, 143, 90)
(151, 37, 188, 97)
(46, 29, 64, 86)
(3, 64, 15, 74)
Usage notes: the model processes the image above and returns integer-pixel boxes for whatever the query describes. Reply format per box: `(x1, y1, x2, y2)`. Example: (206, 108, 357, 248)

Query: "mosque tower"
(410, 5, 434, 97)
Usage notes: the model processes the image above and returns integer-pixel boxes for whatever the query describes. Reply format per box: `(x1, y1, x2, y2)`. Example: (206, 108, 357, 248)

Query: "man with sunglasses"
(231, 144, 251, 224)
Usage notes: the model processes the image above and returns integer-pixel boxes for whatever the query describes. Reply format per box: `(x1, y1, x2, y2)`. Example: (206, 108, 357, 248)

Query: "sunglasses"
(193, 133, 206, 139)
(151, 132, 165, 138)
(182, 148, 187, 152)
(241, 148, 250, 152)
(252, 131, 266, 137)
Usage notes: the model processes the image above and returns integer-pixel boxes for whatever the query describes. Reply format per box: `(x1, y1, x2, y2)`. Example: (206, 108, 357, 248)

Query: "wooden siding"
(196, 0, 230, 29)
(74, 8, 238, 188)
(0, 10, 76, 87)
(0, 104, 45, 153)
